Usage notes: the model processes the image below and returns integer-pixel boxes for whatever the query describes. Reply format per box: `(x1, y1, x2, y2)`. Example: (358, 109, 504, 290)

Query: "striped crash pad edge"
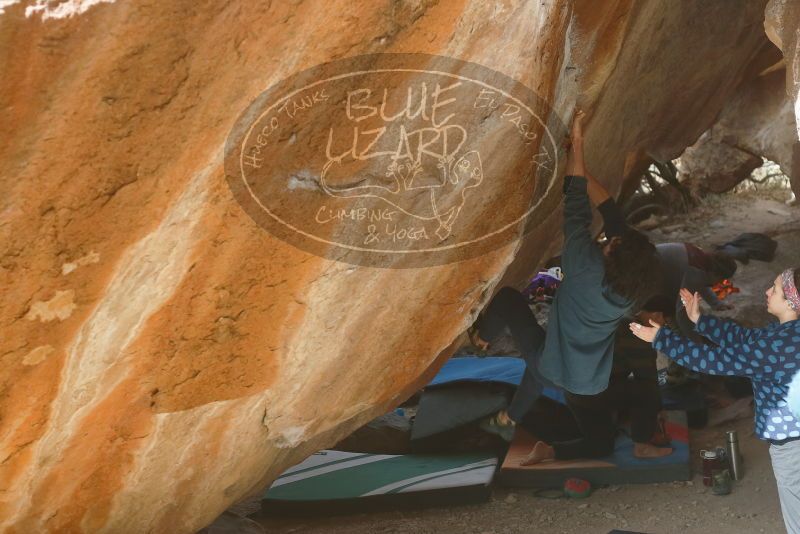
(498, 410, 691, 488)
(262, 450, 499, 516)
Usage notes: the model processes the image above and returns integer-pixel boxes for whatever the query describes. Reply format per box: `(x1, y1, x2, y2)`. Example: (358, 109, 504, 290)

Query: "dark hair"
(709, 252, 737, 282)
(794, 268, 799, 290)
(603, 228, 663, 308)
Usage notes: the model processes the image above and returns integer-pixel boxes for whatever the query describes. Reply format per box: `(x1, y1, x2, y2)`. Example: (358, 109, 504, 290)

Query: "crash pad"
(262, 450, 498, 516)
(429, 356, 566, 403)
(335, 412, 413, 454)
(429, 356, 524, 386)
(498, 410, 690, 488)
(411, 383, 508, 441)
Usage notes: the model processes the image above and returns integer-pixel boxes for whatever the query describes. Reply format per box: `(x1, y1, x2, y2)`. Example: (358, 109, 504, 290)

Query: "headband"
(781, 269, 800, 311)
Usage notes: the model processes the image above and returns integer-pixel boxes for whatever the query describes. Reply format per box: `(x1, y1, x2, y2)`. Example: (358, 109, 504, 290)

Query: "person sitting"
(520, 295, 675, 464)
(631, 269, 800, 534)
(657, 241, 737, 336)
(469, 110, 663, 442)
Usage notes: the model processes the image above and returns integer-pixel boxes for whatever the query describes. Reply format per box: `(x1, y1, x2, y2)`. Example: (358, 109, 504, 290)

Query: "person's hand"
(468, 327, 489, 351)
(636, 310, 664, 327)
(629, 319, 662, 343)
(570, 110, 585, 148)
(679, 288, 701, 323)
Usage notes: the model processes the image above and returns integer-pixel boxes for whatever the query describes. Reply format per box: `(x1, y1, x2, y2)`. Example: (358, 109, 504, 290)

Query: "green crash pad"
(262, 450, 498, 516)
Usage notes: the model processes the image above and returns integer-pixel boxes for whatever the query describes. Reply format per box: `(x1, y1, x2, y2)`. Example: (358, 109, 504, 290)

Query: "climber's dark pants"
(553, 338, 661, 460)
(475, 287, 546, 422)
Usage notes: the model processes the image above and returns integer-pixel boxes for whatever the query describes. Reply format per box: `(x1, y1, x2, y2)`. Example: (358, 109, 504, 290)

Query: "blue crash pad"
(428, 356, 566, 404)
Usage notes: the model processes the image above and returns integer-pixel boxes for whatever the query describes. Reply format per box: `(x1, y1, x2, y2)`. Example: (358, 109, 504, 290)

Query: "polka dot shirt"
(654, 314, 800, 441)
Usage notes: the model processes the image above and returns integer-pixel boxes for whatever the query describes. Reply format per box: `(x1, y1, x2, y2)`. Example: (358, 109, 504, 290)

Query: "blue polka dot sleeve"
(655, 316, 800, 441)
(695, 314, 769, 348)
(653, 321, 791, 381)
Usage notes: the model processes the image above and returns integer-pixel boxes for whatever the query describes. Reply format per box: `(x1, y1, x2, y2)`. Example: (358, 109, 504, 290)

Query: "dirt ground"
(255, 190, 800, 534)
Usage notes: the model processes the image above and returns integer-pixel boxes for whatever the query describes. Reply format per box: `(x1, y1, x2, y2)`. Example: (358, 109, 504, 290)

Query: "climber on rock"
(468, 110, 663, 446)
(520, 295, 675, 465)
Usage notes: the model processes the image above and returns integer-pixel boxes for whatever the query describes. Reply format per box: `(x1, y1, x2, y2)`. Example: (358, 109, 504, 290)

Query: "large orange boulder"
(0, 1, 789, 532)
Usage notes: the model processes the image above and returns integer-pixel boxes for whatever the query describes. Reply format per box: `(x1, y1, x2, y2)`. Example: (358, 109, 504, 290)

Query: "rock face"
(680, 137, 764, 195)
(0, 0, 792, 532)
(503, 0, 774, 284)
(678, 71, 792, 194)
(678, 43, 796, 195)
(765, 0, 800, 194)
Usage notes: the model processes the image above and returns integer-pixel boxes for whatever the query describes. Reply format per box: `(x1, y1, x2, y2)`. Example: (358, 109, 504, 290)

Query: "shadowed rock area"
(0, 1, 798, 532)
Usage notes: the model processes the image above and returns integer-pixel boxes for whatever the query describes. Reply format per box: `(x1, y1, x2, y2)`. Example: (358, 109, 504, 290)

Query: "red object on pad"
(563, 477, 592, 498)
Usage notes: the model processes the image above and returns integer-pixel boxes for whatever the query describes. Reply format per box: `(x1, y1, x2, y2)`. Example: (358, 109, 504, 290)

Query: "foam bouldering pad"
(411, 383, 509, 441)
(262, 450, 498, 516)
(429, 356, 525, 387)
(498, 411, 690, 488)
(429, 356, 566, 403)
(335, 412, 412, 454)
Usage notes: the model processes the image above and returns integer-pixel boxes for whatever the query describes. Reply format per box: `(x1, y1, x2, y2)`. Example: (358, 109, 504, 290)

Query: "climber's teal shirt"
(536, 175, 633, 395)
